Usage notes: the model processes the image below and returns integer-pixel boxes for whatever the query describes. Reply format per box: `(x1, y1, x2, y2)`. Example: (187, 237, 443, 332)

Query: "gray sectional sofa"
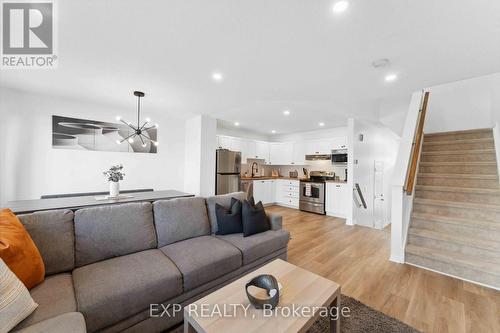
(12, 192, 290, 333)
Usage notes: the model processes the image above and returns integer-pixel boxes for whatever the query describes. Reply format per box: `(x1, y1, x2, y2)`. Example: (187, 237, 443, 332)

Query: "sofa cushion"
(14, 273, 77, 330)
(19, 209, 75, 275)
(153, 197, 211, 247)
(206, 192, 246, 234)
(0, 259, 38, 333)
(216, 230, 290, 265)
(0, 209, 45, 289)
(14, 312, 86, 333)
(160, 236, 241, 291)
(72, 249, 182, 332)
(215, 198, 243, 235)
(242, 199, 270, 237)
(74, 202, 157, 267)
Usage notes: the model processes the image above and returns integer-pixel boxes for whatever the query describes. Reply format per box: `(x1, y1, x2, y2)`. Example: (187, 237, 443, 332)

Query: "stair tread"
(408, 227, 500, 251)
(423, 138, 494, 145)
(411, 212, 500, 230)
(422, 149, 496, 155)
(405, 244, 500, 276)
(419, 161, 497, 166)
(415, 185, 500, 194)
(414, 198, 500, 211)
(417, 173, 498, 179)
(424, 128, 493, 136)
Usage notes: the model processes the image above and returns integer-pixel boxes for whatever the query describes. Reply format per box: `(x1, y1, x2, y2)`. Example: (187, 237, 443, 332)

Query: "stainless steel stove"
(299, 171, 335, 214)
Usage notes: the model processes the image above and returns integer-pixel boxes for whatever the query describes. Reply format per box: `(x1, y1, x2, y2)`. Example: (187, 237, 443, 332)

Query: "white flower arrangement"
(103, 164, 125, 183)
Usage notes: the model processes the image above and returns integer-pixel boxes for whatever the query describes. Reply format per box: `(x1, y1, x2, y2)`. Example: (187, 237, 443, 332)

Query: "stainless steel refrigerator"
(216, 149, 241, 195)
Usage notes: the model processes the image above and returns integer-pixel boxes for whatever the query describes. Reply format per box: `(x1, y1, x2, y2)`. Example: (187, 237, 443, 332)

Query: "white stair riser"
(423, 141, 494, 152)
(411, 218, 500, 241)
(415, 190, 500, 205)
(416, 176, 499, 189)
(408, 232, 500, 262)
(413, 203, 500, 222)
(419, 165, 498, 175)
(405, 253, 500, 289)
(421, 153, 497, 163)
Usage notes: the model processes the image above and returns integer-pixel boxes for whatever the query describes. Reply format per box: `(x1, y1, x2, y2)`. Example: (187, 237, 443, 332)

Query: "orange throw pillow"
(0, 209, 45, 289)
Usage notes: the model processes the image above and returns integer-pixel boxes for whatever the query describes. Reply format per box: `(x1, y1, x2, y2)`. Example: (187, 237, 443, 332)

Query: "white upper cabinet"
(292, 142, 306, 165)
(269, 142, 293, 165)
(305, 137, 347, 155)
(255, 141, 270, 161)
(216, 135, 346, 165)
(331, 136, 347, 150)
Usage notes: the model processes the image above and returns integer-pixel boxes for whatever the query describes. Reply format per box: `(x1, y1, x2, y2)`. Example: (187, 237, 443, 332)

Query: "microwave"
(331, 149, 348, 164)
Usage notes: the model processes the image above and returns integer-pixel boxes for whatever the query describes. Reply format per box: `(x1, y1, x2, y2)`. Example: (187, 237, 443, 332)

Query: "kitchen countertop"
(241, 176, 347, 184)
(241, 176, 306, 181)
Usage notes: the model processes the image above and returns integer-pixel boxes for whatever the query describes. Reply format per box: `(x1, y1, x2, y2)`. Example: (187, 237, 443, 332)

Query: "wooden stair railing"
(404, 91, 430, 195)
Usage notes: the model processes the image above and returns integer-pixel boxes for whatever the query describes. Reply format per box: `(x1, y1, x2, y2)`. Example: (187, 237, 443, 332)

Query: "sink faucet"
(251, 162, 259, 177)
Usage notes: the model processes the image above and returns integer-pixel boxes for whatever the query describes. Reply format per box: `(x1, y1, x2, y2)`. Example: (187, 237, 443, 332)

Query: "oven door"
(299, 181, 325, 204)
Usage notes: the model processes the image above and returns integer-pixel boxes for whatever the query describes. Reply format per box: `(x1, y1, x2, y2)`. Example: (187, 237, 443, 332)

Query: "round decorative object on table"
(245, 274, 280, 309)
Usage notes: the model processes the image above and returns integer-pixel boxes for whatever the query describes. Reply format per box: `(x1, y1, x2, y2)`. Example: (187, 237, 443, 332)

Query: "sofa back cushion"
(153, 197, 210, 247)
(74, 202, 157, 267)
(18, 209, 75, 276)
(206, 192, 246, 234)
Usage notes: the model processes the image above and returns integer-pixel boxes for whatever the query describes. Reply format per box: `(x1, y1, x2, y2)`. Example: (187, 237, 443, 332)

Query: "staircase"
(405, 128, 500, 289)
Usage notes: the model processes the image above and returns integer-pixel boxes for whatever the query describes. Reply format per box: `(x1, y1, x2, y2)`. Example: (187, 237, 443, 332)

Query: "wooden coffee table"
(184, 259, 341, 333)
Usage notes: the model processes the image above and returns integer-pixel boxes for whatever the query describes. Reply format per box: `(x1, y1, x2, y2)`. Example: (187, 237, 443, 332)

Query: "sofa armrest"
(267, 212, 283, 230)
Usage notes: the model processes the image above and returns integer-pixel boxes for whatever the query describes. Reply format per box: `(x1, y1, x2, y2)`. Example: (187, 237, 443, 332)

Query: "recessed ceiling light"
(212, 72, 223, 82)
(271, 130, 276, 134)
(234, 122, 240, 126)
(332, 1, 349, 14)
(385, 73, 398, 82)
(319, 122, 325, 127)
(283, 110, 290, 116)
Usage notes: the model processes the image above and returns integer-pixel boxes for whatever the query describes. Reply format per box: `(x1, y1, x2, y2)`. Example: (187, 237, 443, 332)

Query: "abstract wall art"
(52, 115, 158, 153)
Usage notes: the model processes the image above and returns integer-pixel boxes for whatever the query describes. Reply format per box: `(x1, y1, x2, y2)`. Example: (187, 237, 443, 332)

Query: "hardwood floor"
(266, 205, 500, 333)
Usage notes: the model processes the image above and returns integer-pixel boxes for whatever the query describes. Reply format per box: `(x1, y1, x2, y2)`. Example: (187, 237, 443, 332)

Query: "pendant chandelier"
(116, 91, 158, 147)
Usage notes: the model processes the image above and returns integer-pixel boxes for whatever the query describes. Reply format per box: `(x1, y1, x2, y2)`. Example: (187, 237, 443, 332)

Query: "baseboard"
(389, 254, 405, 264)
(493, 123, 500, 182)
(405, 261, 500, 291)
(273, 203, 299, 209)
(326, 211, 346, 219)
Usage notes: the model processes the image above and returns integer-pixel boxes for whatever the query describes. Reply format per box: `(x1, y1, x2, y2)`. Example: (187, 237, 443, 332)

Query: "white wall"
(216, 123, 271, 141)
(351, 118, 400, 229)
(184, 115, 217, 197)
(0, 88, 187, 206)
(378, 96, 412, 137)
(424, 73, 500, 133)
(272, 127, 349, 142)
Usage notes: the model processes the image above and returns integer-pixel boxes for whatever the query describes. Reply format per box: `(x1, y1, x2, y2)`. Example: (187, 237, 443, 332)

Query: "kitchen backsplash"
(242, 159, 348, 181)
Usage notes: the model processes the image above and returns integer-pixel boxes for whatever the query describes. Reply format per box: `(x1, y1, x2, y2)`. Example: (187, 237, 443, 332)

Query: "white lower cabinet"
(253, 180, 275, 205)
(274, 179, 299, 208)
(325, 183, 350, 217)
(253, 179, 299, 207)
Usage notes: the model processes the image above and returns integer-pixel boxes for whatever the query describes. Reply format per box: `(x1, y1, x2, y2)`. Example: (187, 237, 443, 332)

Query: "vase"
(109, 181, 120, 197)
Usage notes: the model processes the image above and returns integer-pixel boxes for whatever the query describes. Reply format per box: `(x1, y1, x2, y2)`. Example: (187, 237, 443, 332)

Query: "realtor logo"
(1, 1, 57, 68)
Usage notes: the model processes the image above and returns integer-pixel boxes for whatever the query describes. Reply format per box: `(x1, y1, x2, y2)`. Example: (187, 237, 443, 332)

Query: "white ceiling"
(2, 0, 500, 134)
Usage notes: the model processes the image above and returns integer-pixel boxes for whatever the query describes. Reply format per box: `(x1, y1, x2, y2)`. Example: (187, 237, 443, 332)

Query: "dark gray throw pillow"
(242, 198, 270, 237)
(215, 197, 243, 235)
